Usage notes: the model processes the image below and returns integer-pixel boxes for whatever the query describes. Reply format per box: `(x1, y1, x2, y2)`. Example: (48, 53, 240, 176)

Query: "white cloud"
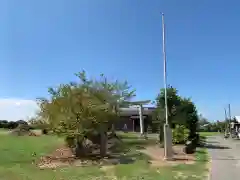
(15, 102, 21, 106)
(0, 98, 39, 121)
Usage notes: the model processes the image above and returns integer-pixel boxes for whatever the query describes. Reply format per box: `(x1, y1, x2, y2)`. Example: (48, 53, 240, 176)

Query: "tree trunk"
(111, 105, 117, 134)
(100, 129, 107, 157)
(111, 123, 115, 134)
(159, 124, 164, 143)
(75, 136, 85, 157)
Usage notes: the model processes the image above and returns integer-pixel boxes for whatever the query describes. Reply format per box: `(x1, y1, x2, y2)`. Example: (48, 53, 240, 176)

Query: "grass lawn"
(0, 131, 209, 180)
(199, 132, 220, 137)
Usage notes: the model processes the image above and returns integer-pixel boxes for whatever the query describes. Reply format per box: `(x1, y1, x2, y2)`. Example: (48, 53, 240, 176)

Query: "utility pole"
(162, 13, 168, 126)
(228, 104, 231, 121)
(224, 108, 229, 133)
(162, 13, 173, 160)
(224, 108, 227, 122)
(228, 104, 232, 137)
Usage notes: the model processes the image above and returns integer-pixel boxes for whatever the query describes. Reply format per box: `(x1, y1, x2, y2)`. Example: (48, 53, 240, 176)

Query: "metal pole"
(162, 13, 172, 160)
(224, 108, 227, 120)
(162, 13, 169, 125)
(228, 104, 232, 136)
(224, 108, 228, 125)
(224, 108, 229, 132)
(228, 104, 231, 121)
(139, 104, 144, 135)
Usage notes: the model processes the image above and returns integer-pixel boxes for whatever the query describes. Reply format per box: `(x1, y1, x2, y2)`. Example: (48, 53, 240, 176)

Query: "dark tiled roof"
(119, 107, 156, 116)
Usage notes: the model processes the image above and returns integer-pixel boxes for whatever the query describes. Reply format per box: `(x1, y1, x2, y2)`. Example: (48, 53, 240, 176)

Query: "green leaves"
(155, 86, 182, 126)
(37, 70, 135, 138)
(154, 85, 199, 142)
(172, 125, 189, 144)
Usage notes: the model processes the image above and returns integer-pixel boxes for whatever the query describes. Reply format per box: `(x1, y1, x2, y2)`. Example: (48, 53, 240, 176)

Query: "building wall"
(114, 116, 133, 131)
(114, 115, 151, 132)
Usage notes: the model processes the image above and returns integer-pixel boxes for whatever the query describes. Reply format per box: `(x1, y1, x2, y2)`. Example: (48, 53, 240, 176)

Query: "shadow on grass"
(204, 144, 230, 149)
(194, 149, 209, 163)
(206, 141, 219, 144)
(232, 138, 240, 141)
(197, 141, 230, 149)
(123, 139, 156, 149)
(104, 135, 154, 166)
(117, 135, 140, 140)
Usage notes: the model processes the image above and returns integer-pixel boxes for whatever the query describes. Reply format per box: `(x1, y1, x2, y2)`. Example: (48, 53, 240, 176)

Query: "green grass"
(0, 134, 104, 180)
(199, 132, 220, 137)
(114, 132, 209, 180)
(112, 148, 209, 180)
(0, 132, 209, 180)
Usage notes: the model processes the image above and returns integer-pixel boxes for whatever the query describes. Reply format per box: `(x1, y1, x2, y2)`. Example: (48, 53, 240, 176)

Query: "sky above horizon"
(0, 0, 239, 121)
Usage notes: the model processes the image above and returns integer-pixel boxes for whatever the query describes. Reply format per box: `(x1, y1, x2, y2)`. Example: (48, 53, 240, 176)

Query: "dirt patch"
(37, 135, 195, 169)
(31, 129, 43, 136)
(38, 146, 75, 169)
(10, 127, 42, 137)
(38, 145, 195, 169)
(100, 165, 115, 173)
(37, 145, 131, 169)
(37, 136, 130, 169)
(138, 145, 195, 167)
(100, 165, 116, 179)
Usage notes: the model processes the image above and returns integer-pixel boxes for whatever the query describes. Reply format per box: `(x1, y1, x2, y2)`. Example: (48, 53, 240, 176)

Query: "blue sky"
(0, 0, 239, 121)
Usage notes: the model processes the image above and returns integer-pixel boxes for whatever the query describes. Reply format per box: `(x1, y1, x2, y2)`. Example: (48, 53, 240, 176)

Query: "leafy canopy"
(37, 70, 136, 137)
(153, 85, 199, 142)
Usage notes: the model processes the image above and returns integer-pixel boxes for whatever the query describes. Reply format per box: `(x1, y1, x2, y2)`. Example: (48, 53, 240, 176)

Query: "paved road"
(208, 136, 240, 180)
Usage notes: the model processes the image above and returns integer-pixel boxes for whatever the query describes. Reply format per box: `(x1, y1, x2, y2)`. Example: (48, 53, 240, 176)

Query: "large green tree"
(37, 70, 135, 157)
(93, 73, 136, 133)
(153, 86, 182, 143)
(180, 98, 199, 142)
(153, 86, 199, 144)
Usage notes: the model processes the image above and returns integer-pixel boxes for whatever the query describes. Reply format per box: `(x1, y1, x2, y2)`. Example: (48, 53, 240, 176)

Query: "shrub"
(65, 135, 76, 148)
(16, 120, 28, 125)
(172, 125, 189, 144)
(191, 133, 200, 147)
(11, 124, 31, 136)
(7, 121, 19, 129)
(18, 124, 31, 131)
(0, 120, 8, 128)
(184, 140, 196, 154)
(42, 129, 48, 135)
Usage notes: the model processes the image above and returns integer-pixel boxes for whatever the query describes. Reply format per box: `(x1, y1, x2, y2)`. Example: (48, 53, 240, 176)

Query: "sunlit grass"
(199, 132, 220, 137)
(0, 132, 209, 179)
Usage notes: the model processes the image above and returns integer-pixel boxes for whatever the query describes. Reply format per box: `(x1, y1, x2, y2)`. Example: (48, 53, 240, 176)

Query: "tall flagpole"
(162, 13, 169, 125)
(228, 104, 231, 121)
(228, 104, 232, 136)
(224, 108, 229, 133)
(162, 13, 173, 160)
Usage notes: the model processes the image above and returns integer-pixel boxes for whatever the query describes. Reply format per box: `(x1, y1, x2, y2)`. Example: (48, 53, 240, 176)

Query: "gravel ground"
(207, 136, 240, 180)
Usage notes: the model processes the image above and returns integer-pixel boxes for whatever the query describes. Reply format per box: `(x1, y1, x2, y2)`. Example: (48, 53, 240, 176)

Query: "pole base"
(163, 124, 173, 160)
(163, 156, 173, 161)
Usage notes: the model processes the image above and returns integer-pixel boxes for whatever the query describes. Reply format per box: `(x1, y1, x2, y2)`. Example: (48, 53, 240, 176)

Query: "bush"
(7, 121, 19, 129)
(0, 120, 28, 130)
(172, 125, 189, 144)
(11, 124, 31, 136)
(0, 120, 8, 128)
(184, 140, 196, 154)
(42, 129, 48, 135)
(16, 120, 28, 125)
(191, 133, 200, 147)
(65, 135, 76, 148)
(18, 124, 31, 131)
(195, 133, 200, 145)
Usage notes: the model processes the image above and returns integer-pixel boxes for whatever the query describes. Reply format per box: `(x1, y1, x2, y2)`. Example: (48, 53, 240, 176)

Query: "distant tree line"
(0, 120, 28, 129)
(198, 115, 232, 132)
